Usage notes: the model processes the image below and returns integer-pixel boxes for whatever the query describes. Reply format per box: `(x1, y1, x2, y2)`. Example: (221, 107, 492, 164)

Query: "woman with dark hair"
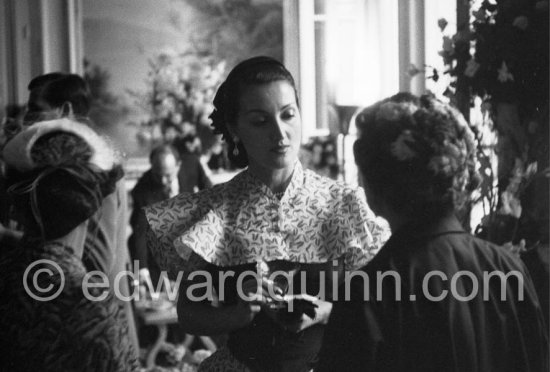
(0, 118, 139, 371)
(144, 56, 389, 371)
(318, 93, 548, 371)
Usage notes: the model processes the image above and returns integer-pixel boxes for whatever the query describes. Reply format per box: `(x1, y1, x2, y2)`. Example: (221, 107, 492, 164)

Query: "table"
(135, 301, 217, 368)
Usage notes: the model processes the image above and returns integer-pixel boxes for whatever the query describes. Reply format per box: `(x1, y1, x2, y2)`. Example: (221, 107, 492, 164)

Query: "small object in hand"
(256, 260, 316, 319)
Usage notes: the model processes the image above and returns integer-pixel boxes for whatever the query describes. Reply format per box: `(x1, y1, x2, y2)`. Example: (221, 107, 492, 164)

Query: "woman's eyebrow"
(243, 103, 296, 115)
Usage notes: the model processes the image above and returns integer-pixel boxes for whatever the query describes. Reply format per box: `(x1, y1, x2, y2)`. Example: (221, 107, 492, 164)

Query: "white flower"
(390, 130, 417, 161)
(512, 16, 529, 30)
(497, 61, 514, 83)
(464, 58, 481, 77)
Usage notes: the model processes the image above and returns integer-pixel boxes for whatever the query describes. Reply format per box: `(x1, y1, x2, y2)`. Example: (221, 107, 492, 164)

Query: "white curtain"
(326, 0, 399, 108)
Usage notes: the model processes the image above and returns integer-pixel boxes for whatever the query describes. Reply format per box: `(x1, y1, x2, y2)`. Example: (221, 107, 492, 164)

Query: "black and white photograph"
(0, 0, 548, 371)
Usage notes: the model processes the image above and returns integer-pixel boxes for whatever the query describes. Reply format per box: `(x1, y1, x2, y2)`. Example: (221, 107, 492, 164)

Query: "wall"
(0, 0, 81, 109)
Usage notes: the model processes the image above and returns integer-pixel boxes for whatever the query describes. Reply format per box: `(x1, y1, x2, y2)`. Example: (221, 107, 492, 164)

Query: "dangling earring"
(232, 138, 240, 156)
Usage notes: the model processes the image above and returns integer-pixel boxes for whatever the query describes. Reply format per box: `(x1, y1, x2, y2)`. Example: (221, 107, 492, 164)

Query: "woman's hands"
(239, 277, 334, 333)
(178, 275, 334, 335)
(229, 277, 284, 328)
(274, 294, 333, 333)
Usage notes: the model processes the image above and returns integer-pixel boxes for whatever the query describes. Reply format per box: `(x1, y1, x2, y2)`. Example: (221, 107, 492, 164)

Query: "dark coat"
(318, 215, 548, 372)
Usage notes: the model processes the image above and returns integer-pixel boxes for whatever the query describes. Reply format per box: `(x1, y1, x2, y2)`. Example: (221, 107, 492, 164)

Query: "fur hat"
(3, 118, 123, 240)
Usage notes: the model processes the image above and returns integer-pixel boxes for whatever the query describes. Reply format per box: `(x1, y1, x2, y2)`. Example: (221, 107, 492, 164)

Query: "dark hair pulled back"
(209, 56, 299, 168)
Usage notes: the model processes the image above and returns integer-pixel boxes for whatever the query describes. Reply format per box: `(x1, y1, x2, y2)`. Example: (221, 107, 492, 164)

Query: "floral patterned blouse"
(146, 162, 389, 276)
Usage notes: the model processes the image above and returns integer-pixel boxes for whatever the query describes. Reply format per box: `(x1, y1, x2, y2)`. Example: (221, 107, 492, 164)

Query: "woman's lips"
(271, 145, 290, 154)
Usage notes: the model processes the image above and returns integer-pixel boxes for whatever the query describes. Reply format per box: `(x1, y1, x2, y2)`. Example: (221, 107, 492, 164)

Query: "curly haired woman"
(318, 93, 548, 372)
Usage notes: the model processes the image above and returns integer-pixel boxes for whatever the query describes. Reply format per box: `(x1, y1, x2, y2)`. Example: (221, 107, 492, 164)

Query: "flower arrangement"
(474, 154, 540, 247)
(436, 0, 548, 109)
(133, 51, 226, 154)
(427, 0, 549, 249)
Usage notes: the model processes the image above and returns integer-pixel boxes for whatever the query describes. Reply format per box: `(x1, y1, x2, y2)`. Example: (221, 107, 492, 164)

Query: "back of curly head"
(354, 92, 480, 220)
(209, 56, 299, 168)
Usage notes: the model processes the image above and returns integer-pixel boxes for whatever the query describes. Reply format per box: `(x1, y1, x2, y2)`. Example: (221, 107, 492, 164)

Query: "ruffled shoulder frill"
(145, 186, 220, 277)
(145, 167, 391, 278)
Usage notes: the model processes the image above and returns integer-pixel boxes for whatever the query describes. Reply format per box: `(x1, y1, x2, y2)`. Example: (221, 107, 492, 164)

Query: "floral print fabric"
(146, 162, 390, 276)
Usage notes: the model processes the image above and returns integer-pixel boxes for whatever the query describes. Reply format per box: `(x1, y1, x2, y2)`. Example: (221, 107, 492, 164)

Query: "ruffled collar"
(239, 161, 303, 202)
(146, 160, 383, 273)
(171, 162, 347, 268)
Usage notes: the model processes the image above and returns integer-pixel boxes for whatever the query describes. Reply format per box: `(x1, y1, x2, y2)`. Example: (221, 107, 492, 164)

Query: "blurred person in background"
(1, 105, 27, 247)
(23, 72, 91, 125)
(0, 118, 139, 370)
(162, 120, 213, 193)
(15, 72, 138, 350)
(0, 119, 23, 247)
(173, 133, 213, 193)
(129, 144, 181, 286)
